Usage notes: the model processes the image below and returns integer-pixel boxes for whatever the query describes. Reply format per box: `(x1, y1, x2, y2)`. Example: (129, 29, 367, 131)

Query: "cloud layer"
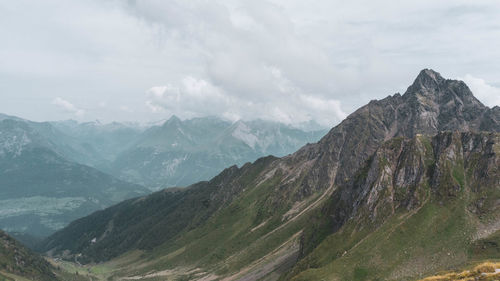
(52, 98, 85, 117)
(1, 0, 499, 125)
(146, 75, 346, 126)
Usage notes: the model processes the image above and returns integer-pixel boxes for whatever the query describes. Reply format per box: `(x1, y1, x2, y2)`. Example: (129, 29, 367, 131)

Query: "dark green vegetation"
(38, 70, 500, 280)
(0, 230, 96, 281)
(41, 155, 277, 263)
(0, 230, 56, 281)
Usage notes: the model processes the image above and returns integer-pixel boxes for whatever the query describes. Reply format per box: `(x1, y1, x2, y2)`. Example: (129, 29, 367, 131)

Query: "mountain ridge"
(110, 116, 327, 189)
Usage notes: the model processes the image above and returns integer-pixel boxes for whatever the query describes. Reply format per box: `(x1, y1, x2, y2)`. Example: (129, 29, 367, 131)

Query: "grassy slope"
(0, 231, 57, 281)
(101, 171, 321, 280)
(41, 153, 321, 280)
(289, 199, 474, 281)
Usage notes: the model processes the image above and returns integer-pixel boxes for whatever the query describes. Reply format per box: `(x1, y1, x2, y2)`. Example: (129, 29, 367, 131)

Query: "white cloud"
(2, 1, 500, 124)
(51, 97, 85, 117)
(146, 73, 346, 127)
(461, 75, 500, 107)
(130, 0, 500, 125)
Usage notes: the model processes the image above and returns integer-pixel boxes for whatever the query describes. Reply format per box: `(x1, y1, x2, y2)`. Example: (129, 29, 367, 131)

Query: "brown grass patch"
(419, 261, 500, 281)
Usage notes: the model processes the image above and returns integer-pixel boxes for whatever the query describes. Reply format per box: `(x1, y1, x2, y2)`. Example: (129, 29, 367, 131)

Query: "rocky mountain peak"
(409, 68, 446, 91)
(405, 68, 449, 98)
(404, 69, 482, 108)
(300, 69, 498, 192)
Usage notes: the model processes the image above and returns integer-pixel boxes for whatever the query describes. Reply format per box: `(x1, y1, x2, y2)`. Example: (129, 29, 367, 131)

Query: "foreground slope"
(0, 230, 56, 281)
(40, 69, 500, 280)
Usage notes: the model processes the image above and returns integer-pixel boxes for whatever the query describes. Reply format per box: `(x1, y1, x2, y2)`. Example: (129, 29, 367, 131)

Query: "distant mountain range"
(0, 117, 147, 237)
(0, 113, 326, 238)
(49, 116, 327, 189)
(39, 69, 500, 280)
(108, 116, 327, 189)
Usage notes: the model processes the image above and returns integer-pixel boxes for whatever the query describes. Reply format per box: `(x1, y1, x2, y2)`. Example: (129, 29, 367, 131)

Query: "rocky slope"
(286, 131, 500, 280)
(38, 69, 500, 280)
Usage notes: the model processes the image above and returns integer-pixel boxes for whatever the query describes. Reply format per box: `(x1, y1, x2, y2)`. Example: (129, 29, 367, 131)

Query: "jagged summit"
(410, 68, 446, 90)
(404, 68, 483, 107)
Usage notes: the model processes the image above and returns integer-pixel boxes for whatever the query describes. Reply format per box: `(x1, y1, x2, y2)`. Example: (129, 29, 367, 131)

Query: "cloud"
(51, 97, 85, 117)
(146, 73, 346, 126)
(2, 1, 500, 124)
(130, 0, 500, 124)
(461, 75, 500, 107)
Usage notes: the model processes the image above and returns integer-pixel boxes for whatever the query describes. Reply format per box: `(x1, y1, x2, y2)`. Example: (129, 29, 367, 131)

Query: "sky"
(1, 0, 500, 128)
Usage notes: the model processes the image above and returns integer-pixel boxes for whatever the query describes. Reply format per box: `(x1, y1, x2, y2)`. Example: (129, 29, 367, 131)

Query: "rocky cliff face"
(253, 69, 499, 209)
(326, 131, 499, 234)
(301, 69, 498, 195)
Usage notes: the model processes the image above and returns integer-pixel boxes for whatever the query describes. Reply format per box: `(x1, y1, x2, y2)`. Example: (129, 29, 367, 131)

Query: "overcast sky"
(1, 0, 500, 127)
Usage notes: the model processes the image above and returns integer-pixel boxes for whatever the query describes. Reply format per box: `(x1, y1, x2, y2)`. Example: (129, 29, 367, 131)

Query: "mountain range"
(109, 116, 327, 189)
(37, 69, 500, 280)
(0, 117, 148, 237)
(0, 114, 325, 238)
